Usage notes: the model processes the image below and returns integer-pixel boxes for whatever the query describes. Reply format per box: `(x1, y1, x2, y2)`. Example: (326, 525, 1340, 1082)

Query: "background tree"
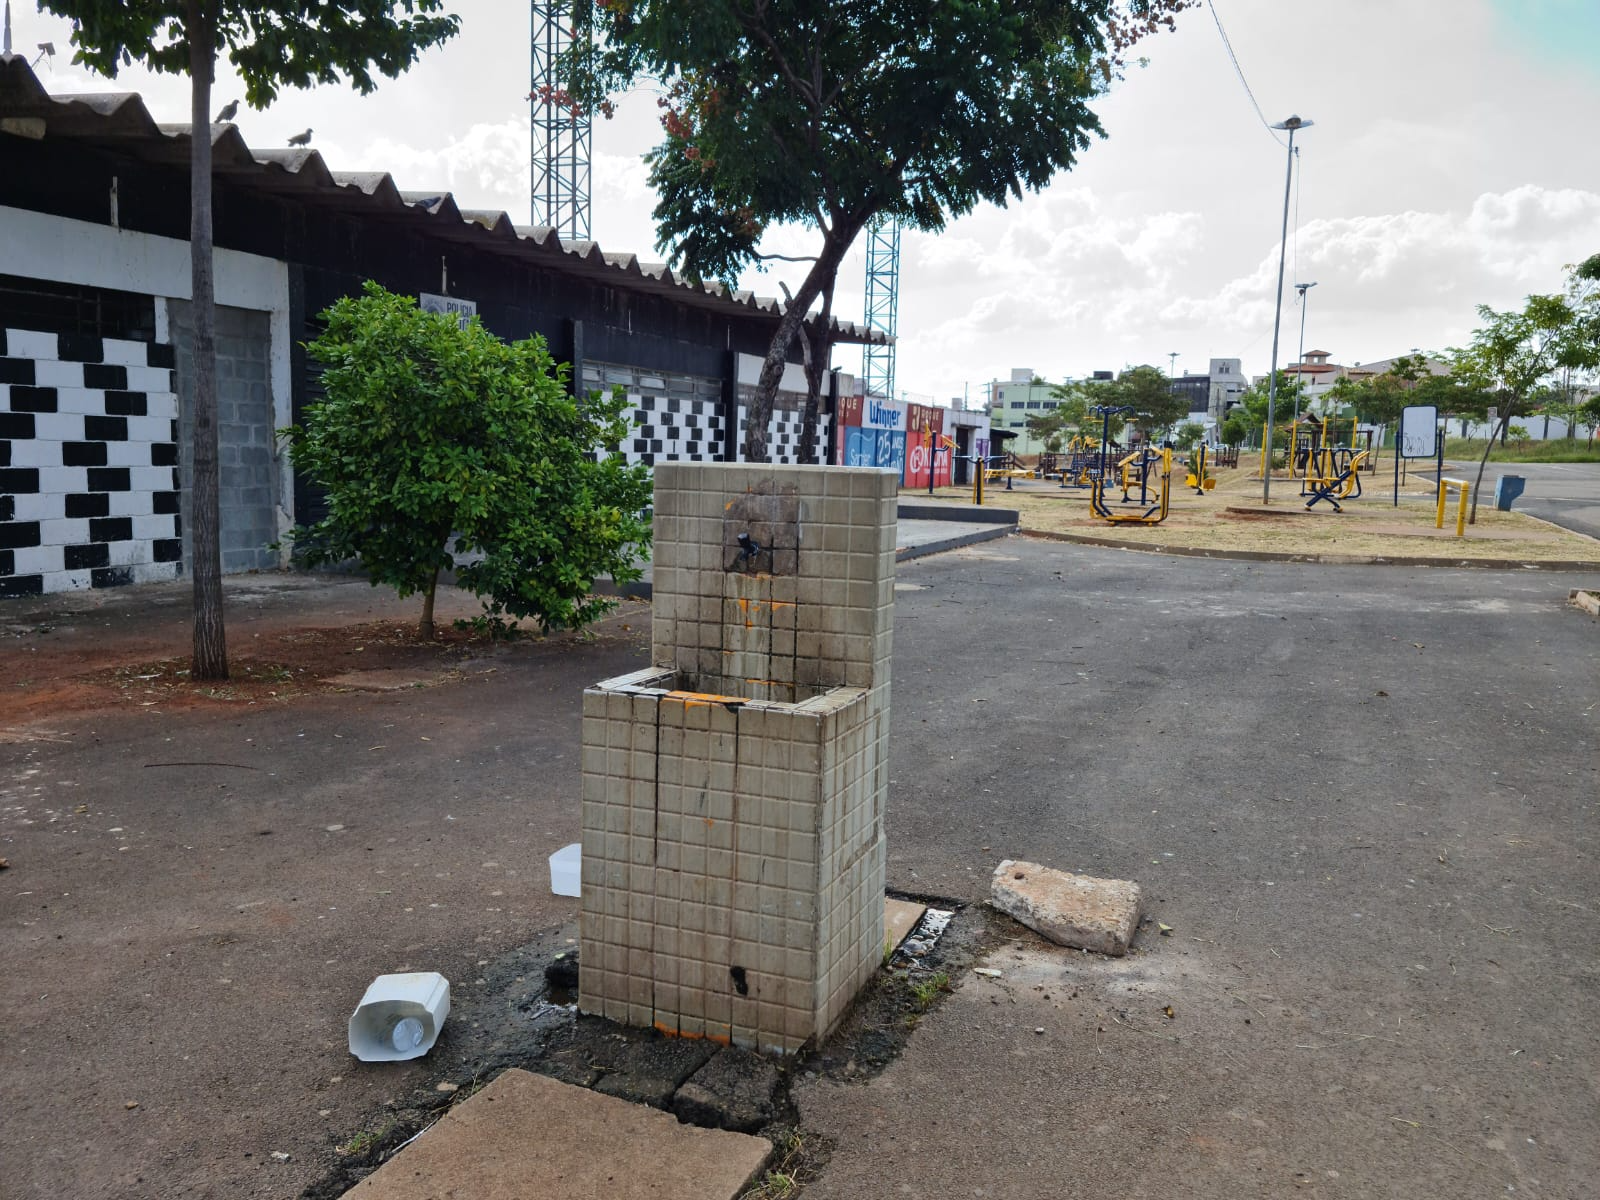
(1171, 420, 1206, 453)
(1024, 409, 1072, 453)
(1047, 381, 1095, 434)
(45, 0, 460, 679)
(574, 0, 1195, 460)
(1107, 364, 1191, 437)
(1450, 289, 1580, 521)
(1219, 411, 1250, 448)
(283, 284, 652, 639)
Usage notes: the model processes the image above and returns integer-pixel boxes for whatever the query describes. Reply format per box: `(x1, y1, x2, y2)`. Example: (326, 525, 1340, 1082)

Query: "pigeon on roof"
(214, 98, 238, 123)
(287, 127, 312, 146)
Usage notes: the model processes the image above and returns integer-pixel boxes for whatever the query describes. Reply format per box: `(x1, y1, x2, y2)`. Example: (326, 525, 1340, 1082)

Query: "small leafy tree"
(1172, 421, 1206, 453)
(1450, 291, 1580, 521)
(1219, 411, 1249, 448)
(47, 0, 460, 679)
(1108, 364, 1192, 437)
(283, 284, 652, 638)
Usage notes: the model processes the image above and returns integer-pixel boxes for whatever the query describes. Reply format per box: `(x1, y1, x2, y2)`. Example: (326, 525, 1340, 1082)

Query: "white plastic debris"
(549, 842, 581, 897)
(348, 972, 451, 1062)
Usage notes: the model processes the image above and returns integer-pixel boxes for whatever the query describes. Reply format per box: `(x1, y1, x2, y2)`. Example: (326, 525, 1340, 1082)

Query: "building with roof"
(985, 367, 1114, 457)
(0, 55, 879, 598)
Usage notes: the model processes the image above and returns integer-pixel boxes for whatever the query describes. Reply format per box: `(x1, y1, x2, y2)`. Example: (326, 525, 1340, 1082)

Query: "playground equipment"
(1083, 403, 1173, 525)
(1091, 446, 1172, 524)
(1259, 414, 1377, 498)
(1436, 477, 1471, 537)
(1303, 448, 1371, 511)
(1185, 444, 1217, 494)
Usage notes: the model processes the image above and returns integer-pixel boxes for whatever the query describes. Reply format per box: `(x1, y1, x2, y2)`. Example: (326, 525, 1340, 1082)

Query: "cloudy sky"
(18, 0, 1600, 405)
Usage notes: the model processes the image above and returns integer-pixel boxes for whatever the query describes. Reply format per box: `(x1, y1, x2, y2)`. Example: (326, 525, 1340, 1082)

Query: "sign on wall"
(419, 293, 476, 328)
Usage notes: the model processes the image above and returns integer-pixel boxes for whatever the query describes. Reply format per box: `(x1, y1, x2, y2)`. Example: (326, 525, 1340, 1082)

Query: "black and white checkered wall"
(1, 328, 182, 598)
(737, 398, 831, 466)
(581, 361, 833, 467)
(585, 362, 726, 467)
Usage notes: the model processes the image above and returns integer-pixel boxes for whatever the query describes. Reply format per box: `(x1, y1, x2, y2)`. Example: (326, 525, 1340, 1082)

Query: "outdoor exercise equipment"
(1084, 404, 1172, 524)
(1303, 448, 1371, 511)
(1090, 446, 1173, 524)
(1185, 445, 1217, 494)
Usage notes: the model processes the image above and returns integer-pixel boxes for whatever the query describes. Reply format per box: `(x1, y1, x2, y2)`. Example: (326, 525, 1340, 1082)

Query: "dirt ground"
(935, 465, 1600, 563)
(1, 573, 657, 1199)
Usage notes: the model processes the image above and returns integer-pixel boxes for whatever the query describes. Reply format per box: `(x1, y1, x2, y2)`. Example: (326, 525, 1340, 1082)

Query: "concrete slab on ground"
(342, 1068, 770, 1200)
(884, 898, 927, 954)
(990, 860, 1142, 955)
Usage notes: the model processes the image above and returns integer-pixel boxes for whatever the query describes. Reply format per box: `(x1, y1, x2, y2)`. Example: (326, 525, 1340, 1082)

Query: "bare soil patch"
(0, 575, 649, 727)
(918, 468, 1600, 563)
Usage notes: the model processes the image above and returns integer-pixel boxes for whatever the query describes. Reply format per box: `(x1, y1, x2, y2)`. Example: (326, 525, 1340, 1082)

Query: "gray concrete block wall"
(579, 463, 896, 1054)
(167, 302, 279, 573)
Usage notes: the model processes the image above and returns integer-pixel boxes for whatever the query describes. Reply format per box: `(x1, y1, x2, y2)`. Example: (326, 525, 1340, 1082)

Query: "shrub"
(282, 282, 652, 637)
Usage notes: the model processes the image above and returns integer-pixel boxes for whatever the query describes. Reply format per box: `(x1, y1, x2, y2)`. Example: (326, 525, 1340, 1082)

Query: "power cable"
(1205, 0, 1287, 146)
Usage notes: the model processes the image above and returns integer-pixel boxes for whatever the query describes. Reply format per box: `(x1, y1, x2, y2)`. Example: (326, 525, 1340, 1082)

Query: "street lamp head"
(1271, 115, 1313, 131)
(1294, 281, 1318, 293)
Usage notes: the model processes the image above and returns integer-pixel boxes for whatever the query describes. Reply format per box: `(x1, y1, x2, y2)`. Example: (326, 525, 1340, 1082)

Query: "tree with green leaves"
(1108, 364, 1191, 437)
(45, 1, 460, 678)
(1448, 262, 1596, 520)
(572, 0, 1194, 460)
(1219, 411, 1250, 448)
(283, 284, 652, 639)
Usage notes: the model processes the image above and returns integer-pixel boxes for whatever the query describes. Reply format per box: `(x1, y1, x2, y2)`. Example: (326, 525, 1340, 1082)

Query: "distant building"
(985, 367, 1113, 456)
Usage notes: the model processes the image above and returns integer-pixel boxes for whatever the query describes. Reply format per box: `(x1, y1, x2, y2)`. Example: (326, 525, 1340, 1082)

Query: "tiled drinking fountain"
(579, 463, 896, 1054)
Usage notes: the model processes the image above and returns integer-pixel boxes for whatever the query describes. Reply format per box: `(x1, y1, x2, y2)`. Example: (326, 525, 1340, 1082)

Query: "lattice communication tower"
(861, 216, 901, 400)
(530, 0, 592, 241)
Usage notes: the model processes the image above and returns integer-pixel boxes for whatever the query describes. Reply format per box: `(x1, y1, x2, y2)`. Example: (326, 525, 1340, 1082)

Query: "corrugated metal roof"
(0, 54, 882, 345)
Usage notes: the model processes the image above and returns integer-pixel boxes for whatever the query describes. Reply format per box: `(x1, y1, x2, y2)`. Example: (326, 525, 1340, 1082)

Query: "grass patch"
(908, 970, 951, 1012)
(1441, 437, 1600, 464)
(338, 1120, 396, 1157)
(740, 1128, 825, 1200)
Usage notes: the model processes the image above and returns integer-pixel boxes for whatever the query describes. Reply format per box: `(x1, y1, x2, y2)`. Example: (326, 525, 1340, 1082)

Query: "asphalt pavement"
(800, 538, 1600, 1199)
(3, 539, 1599, 1199)
(1426, 460, 1600, 540)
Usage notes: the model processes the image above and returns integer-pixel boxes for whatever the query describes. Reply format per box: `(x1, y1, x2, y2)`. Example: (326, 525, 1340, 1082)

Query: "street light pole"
(1292, 280, 1317, 429)
(1262, 116, 1312, 505)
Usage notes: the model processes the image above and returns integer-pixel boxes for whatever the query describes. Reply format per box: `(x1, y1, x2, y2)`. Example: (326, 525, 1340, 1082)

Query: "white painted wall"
(0, 204, 295, 551)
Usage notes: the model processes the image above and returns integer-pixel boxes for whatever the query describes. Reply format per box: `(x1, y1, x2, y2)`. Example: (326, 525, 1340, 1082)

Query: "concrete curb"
(1019, 529, 1600, 573)
(1571, 589, 1600, 616)
(896, 502, 1021, 525)
(896, 525, 1014, 562)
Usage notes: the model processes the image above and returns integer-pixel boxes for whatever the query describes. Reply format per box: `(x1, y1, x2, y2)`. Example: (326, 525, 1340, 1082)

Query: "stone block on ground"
(594, 1034, 720, 1108)
(342, 1068, 769, 1200)
(989, 860, 1142, 956)
(673, 1047, 784, 1133)
(884, 898, 927, 955)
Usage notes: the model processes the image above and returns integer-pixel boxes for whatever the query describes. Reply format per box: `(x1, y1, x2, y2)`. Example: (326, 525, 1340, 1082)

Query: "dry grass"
(926, 466, 1600, 564)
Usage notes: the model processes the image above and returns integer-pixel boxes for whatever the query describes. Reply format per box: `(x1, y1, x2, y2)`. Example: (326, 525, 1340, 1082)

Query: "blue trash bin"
(1494, 475, 1525, 511)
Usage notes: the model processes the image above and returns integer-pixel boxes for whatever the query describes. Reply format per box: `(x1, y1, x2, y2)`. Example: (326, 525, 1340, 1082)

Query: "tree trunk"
(188, 3, 228, 681)
(420, 567, 439, 640)
(798, 273, 836, 465)
(744, 222, 861, 462)
(1469, 412, 1510, 525)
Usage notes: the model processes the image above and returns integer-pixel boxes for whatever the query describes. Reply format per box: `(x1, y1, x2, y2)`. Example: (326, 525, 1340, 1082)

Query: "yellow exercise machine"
(1090, 446, 1172, 525)
(1185, 445, 1217, 493)
(1303, 448, 1371, 511)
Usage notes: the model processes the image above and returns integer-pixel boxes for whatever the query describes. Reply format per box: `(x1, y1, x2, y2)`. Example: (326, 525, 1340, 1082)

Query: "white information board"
(1399, 404, 1438, 459)
(419, 293, 477, 328)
